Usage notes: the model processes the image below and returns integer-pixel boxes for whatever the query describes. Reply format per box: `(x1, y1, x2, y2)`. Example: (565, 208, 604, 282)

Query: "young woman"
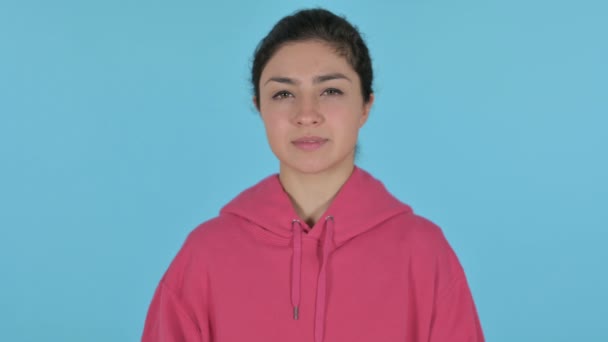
(142, 8, 484, 342)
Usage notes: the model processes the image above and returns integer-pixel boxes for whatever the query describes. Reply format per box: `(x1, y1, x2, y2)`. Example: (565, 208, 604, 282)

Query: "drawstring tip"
(293, 306, 299, 320)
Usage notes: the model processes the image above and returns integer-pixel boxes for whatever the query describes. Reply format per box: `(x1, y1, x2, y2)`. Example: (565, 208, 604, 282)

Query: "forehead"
(261, 40, 355, 79)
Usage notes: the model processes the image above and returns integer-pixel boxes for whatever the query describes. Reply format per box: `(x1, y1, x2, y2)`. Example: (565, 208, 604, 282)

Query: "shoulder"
(180, 214, 243, 255)
(394, 212, 450, 250)
(393, 212, 465, 279)
(160, 214, 241, 283)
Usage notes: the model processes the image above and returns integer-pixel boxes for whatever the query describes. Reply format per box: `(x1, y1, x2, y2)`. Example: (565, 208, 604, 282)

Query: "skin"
(254, 40, 374, 227)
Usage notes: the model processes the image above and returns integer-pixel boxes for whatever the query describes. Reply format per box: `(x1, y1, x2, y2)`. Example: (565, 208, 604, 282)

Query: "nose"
(292, 96, 324, 126)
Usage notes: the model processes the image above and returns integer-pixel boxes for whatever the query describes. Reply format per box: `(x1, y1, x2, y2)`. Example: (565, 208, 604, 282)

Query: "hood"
(219, 166, 412, 342)
(220, 166, 411, 245)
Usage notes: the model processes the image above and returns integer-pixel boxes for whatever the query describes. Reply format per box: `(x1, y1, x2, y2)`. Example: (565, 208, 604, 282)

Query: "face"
(256, 40, 374, 176)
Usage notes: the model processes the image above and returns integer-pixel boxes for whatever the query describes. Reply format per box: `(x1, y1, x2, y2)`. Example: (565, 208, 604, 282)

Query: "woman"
(142, 8, 484, 342)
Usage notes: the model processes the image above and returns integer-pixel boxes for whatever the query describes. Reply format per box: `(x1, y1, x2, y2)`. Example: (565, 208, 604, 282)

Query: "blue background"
(1, 0, 606, 341)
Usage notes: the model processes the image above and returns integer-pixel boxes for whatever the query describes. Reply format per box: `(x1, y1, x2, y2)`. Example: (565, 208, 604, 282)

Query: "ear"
(252, 96, 260, 112)
(359, 93, 374, 127)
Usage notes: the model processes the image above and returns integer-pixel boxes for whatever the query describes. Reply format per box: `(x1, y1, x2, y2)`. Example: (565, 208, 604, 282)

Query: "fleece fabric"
(142, 166, 484, 341)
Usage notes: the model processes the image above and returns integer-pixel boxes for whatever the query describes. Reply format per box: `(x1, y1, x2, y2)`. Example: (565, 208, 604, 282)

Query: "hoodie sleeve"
(141, 229, 211, 342)
(414, 216, 484, 341)
(429, 274, 485, 342)
(141, 281, 204, 342)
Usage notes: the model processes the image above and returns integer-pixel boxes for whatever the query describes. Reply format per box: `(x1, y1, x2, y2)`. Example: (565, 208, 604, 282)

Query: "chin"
(280, 155, 352, 176)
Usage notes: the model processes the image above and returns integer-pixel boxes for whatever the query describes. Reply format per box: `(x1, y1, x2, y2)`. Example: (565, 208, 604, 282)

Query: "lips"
(292, 136, 328, 151)
(293, 136, 327, 143)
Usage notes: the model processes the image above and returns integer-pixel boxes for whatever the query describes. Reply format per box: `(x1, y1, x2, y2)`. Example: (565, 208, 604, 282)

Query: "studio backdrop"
(1, 0, 606, 341)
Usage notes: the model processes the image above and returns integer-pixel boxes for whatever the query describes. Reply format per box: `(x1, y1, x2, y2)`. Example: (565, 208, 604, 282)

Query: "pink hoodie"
(142, 166, 484, 341)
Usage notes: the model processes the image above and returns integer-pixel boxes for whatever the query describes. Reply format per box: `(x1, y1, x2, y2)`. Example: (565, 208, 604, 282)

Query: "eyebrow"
(263, 72, 352, 86)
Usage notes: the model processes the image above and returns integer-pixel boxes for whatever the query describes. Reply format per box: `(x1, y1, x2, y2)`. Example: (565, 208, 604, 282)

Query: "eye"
(272, 90, 293, 100)
(323, 88, 343, 96)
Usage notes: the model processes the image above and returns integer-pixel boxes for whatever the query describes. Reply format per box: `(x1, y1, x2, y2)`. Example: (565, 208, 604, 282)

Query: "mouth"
(292, 136, 329, 151)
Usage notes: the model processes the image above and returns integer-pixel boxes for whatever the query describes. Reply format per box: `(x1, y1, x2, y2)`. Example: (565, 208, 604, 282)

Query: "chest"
(206, 237, 432, 342)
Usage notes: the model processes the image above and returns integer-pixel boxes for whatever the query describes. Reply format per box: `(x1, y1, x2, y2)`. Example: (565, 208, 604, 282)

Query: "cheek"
(261, 111, 290, 139)
(322, 96, 363, 116)
(324, 105, 364, 128)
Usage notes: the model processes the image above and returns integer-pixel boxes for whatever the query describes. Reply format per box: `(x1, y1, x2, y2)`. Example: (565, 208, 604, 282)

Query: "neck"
(279, 160, 355, 228)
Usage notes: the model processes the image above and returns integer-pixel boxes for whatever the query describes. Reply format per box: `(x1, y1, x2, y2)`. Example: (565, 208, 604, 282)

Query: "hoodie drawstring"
(291, 219, 303, 320)
(315, 216, 335, 342)
(291, 216, 335, 342)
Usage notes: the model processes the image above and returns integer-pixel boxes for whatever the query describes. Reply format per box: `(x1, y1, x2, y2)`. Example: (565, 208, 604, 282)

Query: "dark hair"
(251, 8, 373, 109)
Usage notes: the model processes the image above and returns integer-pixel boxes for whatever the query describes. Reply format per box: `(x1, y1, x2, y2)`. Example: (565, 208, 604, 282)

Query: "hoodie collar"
(220, 165, 411, 247)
